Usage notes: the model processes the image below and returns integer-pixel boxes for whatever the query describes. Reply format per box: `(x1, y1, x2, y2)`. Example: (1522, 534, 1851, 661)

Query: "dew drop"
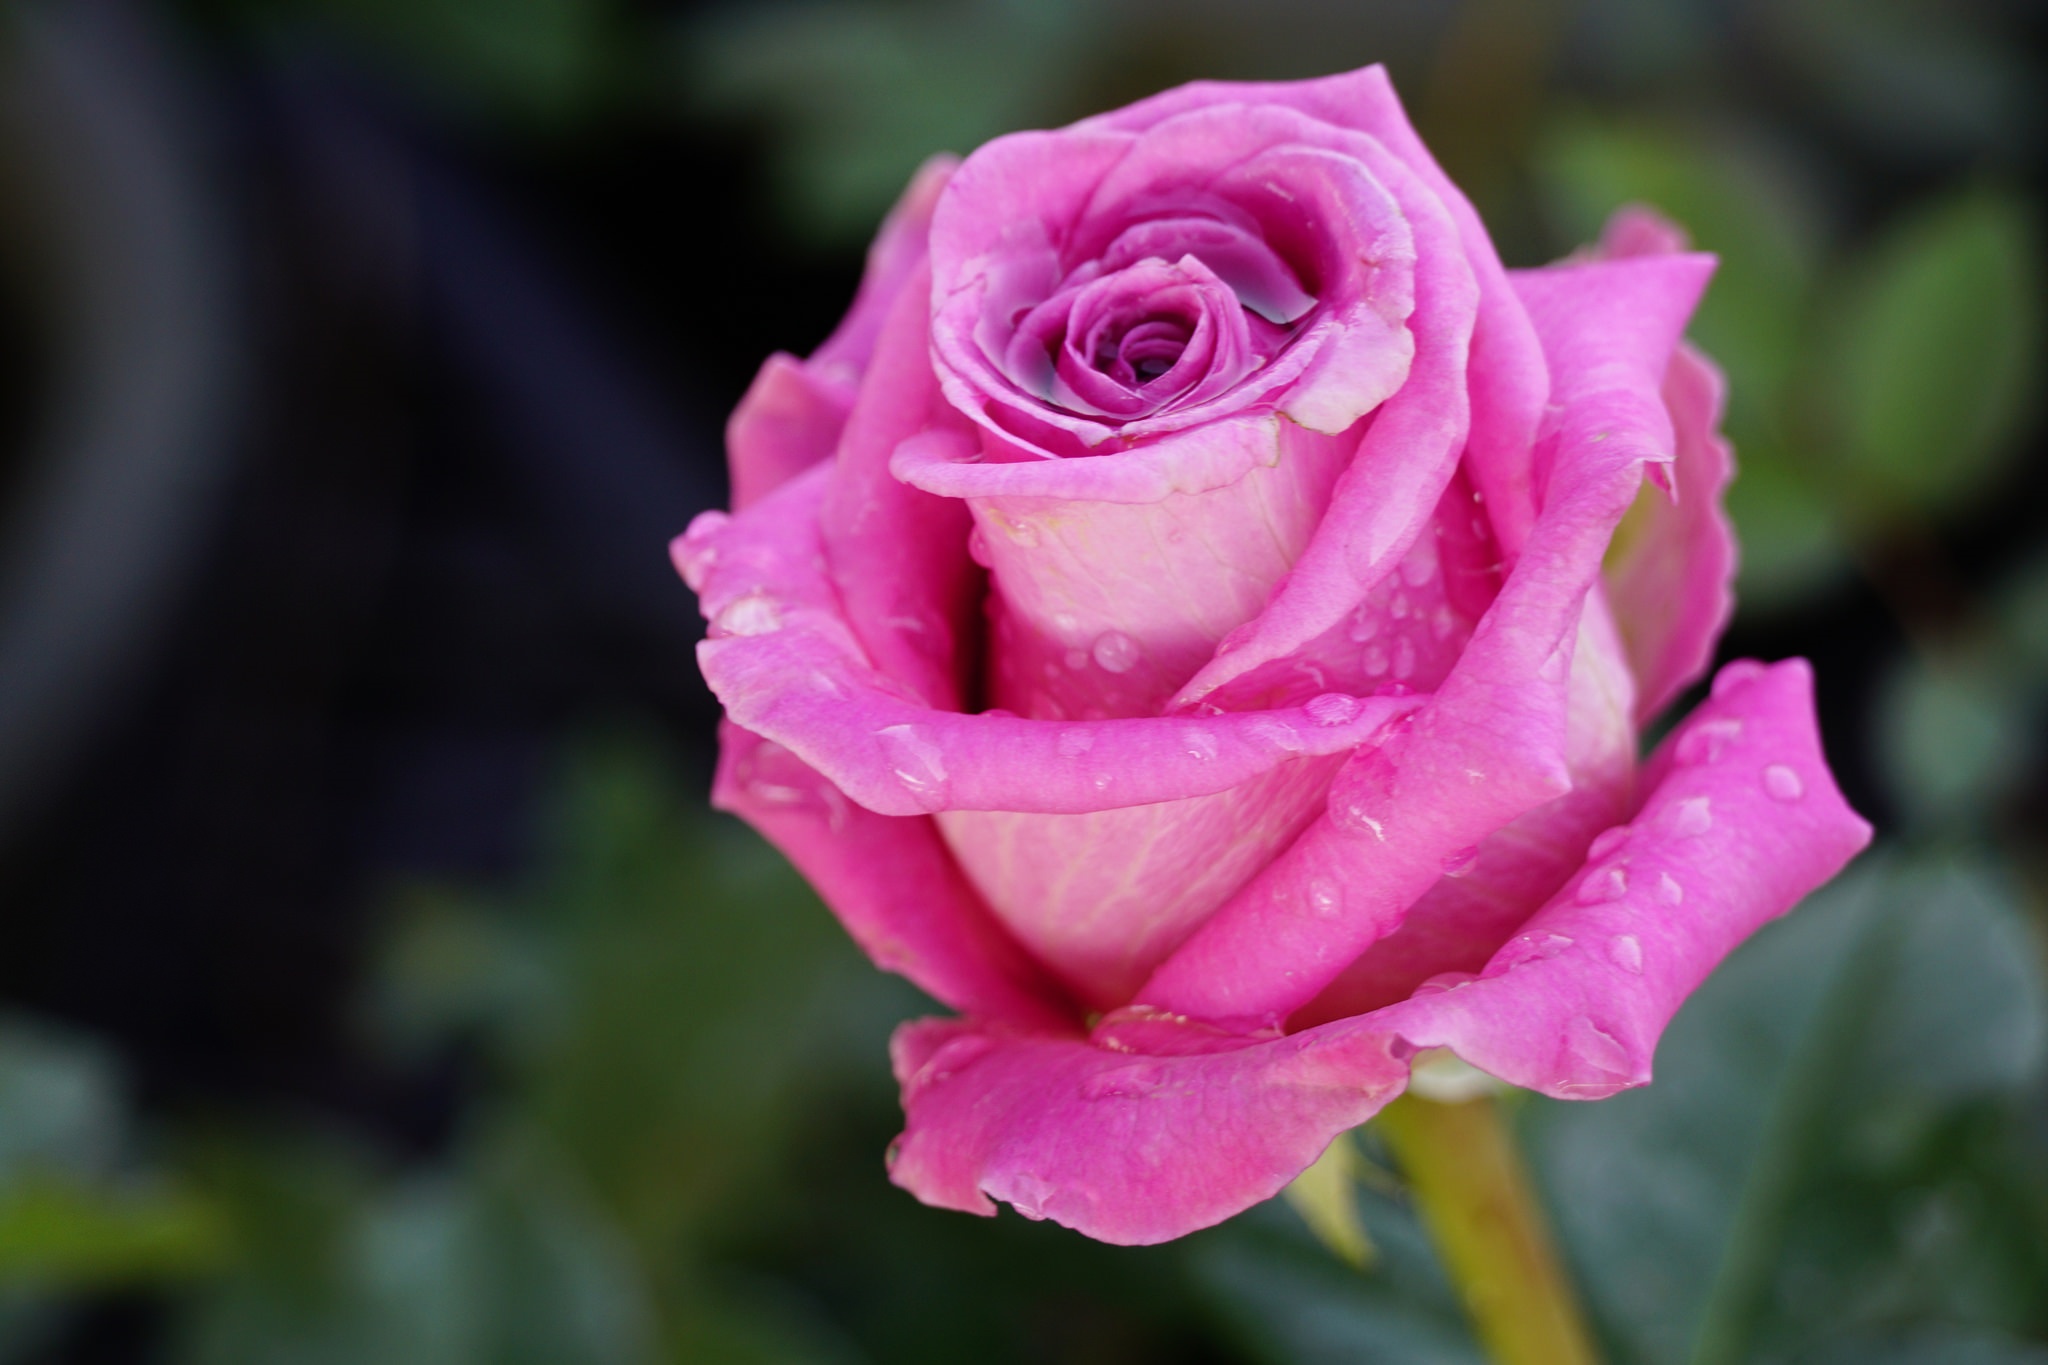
(713, 591, 782, 637)
(1082, 1063, 1166, 1101)
(1588, 826, 1629, 860)
(1608, 934, 1643, 975)
(1307, 877, 1343, 919)
(1493, 932, 1575, 972)
(1183, 729, 1219, 762)
(1655, 872, 1684, 905)
(1762, 764, 1805, 802)
(875, 724, 950, 807)
(1441, 845, 1479, 877)
(1305, 692, 1362, 727)
(1413, 970, 1478, 995)
(1392, 637, 1417, 680)
(1663, 796, 1713, 838)
(1057, 727, 1095, 757)
(1347, 610, 1382, 643)
(1091, 631, 1141, 674)
(1333, 754, 1396, 840)
(1676, 718, 1743, 765)
(1565, 1016, 1632, 1077)
(1432, 606, 1457, 641)
(1576, 864, 1629, 904)
(1247, 715, 1304, 752)
(998, 515, 1040, 547)
(1390, 592, 1412, 620)
(1091, 772, 1113, 792)
(672, 511, 727, 591)
(1400, 551, 1436, 587)
(1363, 643, 1389, 676)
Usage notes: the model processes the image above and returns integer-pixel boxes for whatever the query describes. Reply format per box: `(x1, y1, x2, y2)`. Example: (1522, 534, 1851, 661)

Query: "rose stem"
(1374, 1092, 1601, 1365)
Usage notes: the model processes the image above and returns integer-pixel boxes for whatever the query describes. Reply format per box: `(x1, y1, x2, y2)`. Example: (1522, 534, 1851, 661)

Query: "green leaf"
(1876, 652, 2035, 828)
(0, 1017, 125, 1180)
(0, 1177, 230, 1286)
(1520, 856, 2048, 1365)
(1192, 1183, 1483, 1365)
(1817, 188, 2043, 520)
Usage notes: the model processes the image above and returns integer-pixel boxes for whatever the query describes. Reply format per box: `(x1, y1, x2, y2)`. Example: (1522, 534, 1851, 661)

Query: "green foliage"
(1521, 858, 2048, 1365)
(1816, 190, 2042, 524)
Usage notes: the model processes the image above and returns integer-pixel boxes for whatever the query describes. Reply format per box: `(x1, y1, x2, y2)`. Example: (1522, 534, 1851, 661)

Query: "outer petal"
(1135, 254, 1713, 1032)
(883, 659, 1869, 1244)
(726, 354, 854, 512)
(1604, 344, 1738, 722)
(1370, 658, 1873, 1095)
(685, 464, 1424, 818)
(715, 722, 1072, 1030)
(818, 261, 981, 711)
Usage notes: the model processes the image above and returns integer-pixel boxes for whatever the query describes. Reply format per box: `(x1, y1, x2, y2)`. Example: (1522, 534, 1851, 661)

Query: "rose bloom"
(675, 66, 1870, 1245)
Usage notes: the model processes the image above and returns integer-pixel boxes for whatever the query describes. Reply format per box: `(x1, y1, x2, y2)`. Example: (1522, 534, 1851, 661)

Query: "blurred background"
(0, 0, 2045, 1361)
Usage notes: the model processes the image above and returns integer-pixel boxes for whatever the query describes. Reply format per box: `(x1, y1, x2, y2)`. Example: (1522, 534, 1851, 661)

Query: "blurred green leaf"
(0, 1177, 230, 1286)
(1817, 188, 2043, 521)
(1522, 857, 2048, 1365)
(678, 0, 1089, 243)
(1191, 1194, 1482, 1365)
(1876, 651, 2034, 828)
(0, 1017, 125, 1180)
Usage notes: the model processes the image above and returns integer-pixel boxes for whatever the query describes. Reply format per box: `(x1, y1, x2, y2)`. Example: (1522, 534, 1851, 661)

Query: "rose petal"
(810, 154, 957, 385)
(819, 261, 982, 711)
(1373, 658, 1874, 1095)
(1078, 65, 1549, 557)
(725, 353, 854, 512)
(882, 660, 1869, 1245)
(691, 464, 1425, 817)
(1136, 254, 1712, 1032)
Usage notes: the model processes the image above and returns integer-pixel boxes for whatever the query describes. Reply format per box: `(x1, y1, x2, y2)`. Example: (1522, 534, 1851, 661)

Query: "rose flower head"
(674, 66, 1871, 1245)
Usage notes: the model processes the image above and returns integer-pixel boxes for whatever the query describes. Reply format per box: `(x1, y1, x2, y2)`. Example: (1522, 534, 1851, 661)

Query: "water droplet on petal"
(1057, 727, 1094, 757)
(1003, 1172, 1055, 1219)
(1305, 692, 1361, 727)
(1362, 643, 1389, 676)
(1608, 934, 1643, 974)
(1565, 1015, 1632, 1078)
(1091, 772, 1113, 792)
(1663, 796, 1713, 838)
(1655, 872, 1684, 905)
(998, 515, 1040, 547)
(713, 591, 782, 637)
(1390, 592, 1411, 620)
(1183, 729, 1218, 761)
(1577, 864, 1629, 904)
(1247, 716, 1304, 752)
(672, 511, 728, 591)
(1091, 631, 1141, 674)
(1331, 740, 1399, 839)
(1307, 877, 1342, 919)
(1348, 610, 1381, 643)
(1763, 764, 1805, 801)
(1082, 1063, 1166, 1100)
(1413, 971, 1478, 995)
(1492, 932, 1575, 973)
(1400, 550, 1436, 587)
(1441, 845, 1479, 877)
(1676, 718, 1743, 765)
(1588, 826, 1629, 860)
(875, 724, 950, 808)
(1432, 607, 1457, 641)
(1392, 638, 1417, 680)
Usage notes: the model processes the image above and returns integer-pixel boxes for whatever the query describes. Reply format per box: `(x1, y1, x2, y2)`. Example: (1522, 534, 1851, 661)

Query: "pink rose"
(675, 66, 1870, 1245)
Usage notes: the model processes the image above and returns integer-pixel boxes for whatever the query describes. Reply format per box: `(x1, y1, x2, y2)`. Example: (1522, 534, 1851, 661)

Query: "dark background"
(1, 1, 2045, 1362)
